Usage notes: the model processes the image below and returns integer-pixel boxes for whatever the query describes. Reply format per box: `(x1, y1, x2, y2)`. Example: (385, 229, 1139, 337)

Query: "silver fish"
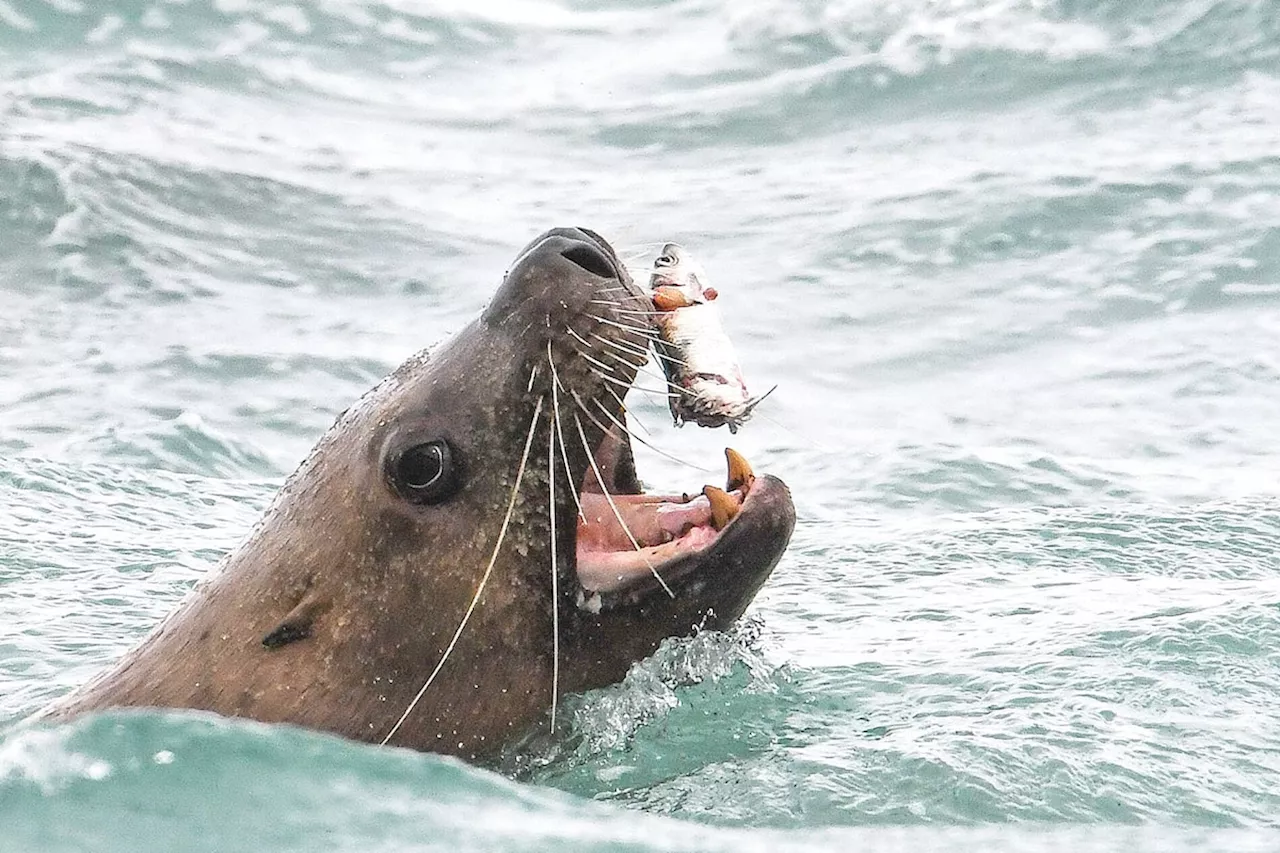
(648, 243, 772, 433)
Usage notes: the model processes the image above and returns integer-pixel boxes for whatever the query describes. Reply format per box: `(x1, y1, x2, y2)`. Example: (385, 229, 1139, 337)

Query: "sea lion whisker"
(598, 332, 695, 375)
(587, 298, 663, 319)
(571, 329, 644, 371)
(380, 395, 546, 747)
(586, 313, 660, 341)
(631, 361, 696, 397)
(572, 413, 674, 599)
(588, 367, 668, 395)
(571, 330, 651, 371)
(651, 347, 687, 370)
(616, 310, 668, 321)
(605, 386, 652, 437)
(576, 345, 629, 376)
(591, 331, 667, 365)
(578, 334, 643, 372)
(589, 396, 712, 473)
(589, 355, 694, 399)
(568, 388, 613, 436)
(621, 243, 667, 261)
(547, 341, 587, 523)
(565, 326, 593, 350)
(547, 417, 560, 734)
(591, 332, 647, 358)
(599, 349, 647, 373)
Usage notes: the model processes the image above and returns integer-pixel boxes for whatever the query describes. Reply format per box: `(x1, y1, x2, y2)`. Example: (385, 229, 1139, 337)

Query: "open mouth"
(574, 433, 762, 598)
(530, 228, 792, 611)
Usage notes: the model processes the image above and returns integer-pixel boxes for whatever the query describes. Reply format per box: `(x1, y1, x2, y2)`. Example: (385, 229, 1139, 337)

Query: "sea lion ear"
(262, 591, 329, 649)
(262, 621, 308, 649)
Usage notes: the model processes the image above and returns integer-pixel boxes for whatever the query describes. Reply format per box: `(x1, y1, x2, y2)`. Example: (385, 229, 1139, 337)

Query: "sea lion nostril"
(560, 244, 616, 279)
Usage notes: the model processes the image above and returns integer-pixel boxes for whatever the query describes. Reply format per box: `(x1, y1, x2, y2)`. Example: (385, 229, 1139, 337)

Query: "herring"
(648, 243, 772, 433)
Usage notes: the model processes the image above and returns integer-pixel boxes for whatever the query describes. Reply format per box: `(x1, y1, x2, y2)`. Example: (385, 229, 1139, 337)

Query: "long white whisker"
(547, 414, 560, 733)
(605, 386, 650, 436)
(632, 360, 692, 395)
(600, 349, 648, 374)
(569, 389, 613, 436)
(652, 351, 685, 373)
(571, 328, 650, 375)
(573, 413, 674, 599)
(591, 331, 668, 366)
(380, 395, 545, 747)
(565, 326, 593, 350)
(621, 243, 667, 260)
(590, 300, 665, 319)
(576, 347, 641, 377)
(548, 341, 586, 522)
(587, 313, 659, 340)
(588, 367, 668, 395)
(589, 395, 712, 472)
(581, 331, 693, 399)
(586, 355, 693, 400)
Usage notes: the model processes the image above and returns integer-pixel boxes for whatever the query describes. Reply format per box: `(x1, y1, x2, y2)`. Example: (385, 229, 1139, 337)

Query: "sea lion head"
(51, 227, 796, 761)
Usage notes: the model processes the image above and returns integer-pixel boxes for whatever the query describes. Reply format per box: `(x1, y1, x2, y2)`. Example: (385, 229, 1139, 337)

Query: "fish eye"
(389, 440, 461, 504)
(655, 253, 675, 267)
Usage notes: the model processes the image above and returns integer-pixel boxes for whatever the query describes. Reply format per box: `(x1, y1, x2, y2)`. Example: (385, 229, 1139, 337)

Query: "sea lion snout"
(484, 228, 634, 331)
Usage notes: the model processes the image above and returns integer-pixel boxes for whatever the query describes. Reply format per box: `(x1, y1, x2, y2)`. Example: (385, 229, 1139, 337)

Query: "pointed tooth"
(703, 486, 740, 531)
(724, 447, 755, 493)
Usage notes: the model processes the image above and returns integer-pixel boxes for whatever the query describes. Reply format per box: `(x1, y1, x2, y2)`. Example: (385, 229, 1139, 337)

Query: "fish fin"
(743, 384, 778, 412)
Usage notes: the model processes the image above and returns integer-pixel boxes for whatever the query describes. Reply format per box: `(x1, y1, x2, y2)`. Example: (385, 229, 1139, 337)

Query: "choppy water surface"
(3, 1, 1280, 850)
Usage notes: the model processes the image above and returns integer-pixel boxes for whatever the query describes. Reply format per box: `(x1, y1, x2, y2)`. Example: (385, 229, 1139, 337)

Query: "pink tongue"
(576, 493, 714, 552)
(576, 526, 719, 594)
(656, 499, 715, 537)
(574, 492, 744, 595)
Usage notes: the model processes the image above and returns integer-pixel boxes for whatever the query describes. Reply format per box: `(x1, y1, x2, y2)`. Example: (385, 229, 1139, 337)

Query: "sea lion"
(48, 227, 796, 761)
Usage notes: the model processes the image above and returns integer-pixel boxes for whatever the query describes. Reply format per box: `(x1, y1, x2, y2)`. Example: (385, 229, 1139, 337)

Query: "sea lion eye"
(390, 440, 460, 505)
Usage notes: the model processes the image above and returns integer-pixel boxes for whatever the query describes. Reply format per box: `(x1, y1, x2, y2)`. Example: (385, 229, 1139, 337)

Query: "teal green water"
(4, 1, 1280, 850)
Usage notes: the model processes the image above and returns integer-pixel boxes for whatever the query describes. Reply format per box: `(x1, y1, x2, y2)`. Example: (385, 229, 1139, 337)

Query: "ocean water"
(3, 0, 1280, 850)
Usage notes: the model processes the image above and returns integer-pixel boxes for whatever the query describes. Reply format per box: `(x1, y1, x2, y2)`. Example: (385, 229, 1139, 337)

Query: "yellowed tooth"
(724, 447, 756, 493)
(703, 486, 740, 531)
